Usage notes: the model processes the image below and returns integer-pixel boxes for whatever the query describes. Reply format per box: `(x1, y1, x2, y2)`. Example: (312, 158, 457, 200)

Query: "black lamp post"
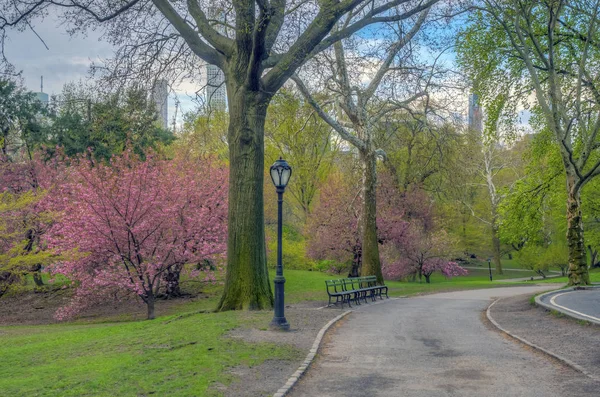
(487, 258, 493, 282)
(270, 157, 292, 331)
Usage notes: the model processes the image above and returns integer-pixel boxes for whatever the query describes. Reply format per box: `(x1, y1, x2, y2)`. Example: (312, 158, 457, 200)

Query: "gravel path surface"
(211, 300, 343, 397)
(288, 286, 599, 397)
(489, 293, 600, 381)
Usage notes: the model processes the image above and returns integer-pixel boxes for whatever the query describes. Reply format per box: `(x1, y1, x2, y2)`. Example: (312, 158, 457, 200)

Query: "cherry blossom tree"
(46, 151, 227, 320)
(307, 171, 409, 277)
(382, 226, 466, 283)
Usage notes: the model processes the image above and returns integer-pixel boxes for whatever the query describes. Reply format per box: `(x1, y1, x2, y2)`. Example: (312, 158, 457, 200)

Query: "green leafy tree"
(0, 78, 46, 160)
(2, 0, 447, 311)
(457, 0, 600, 285)
(46, 85, 174, 160)
(265, 90, 337, 221)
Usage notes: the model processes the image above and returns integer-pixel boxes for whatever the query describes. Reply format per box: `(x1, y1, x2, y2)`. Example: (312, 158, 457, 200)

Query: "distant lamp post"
(270, 157, 292, 331)
(487, 258, 493, 282)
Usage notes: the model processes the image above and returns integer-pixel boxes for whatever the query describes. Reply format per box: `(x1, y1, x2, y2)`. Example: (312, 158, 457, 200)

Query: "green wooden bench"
(325, 276, 388, 308)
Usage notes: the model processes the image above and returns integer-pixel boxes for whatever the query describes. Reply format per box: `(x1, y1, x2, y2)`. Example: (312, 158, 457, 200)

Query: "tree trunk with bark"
(216, 85, 274, 311)
(164, 265, 182, 298)
(491, 221, 503, 275)
(146, 292, 156, 320)
(566, 179, 590, 285)
(348, 244, 362, 278)
(359, 149, 383, 283)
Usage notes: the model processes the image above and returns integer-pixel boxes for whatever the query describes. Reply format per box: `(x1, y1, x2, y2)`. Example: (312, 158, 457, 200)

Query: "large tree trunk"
(566, 179, 590, 286)
(217, 86, 274, 311)
(359, 149, 384, 284)
(491, 220, 503, 275)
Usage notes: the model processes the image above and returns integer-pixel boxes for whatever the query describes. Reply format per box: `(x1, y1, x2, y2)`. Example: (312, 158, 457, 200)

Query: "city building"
(152, 79, 168, 129)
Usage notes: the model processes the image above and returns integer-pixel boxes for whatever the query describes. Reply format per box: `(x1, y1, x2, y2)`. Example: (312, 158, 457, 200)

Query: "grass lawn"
(0, 309, 300, 397)
(533, 267, 600, 285)
(0, 267, 544, 396)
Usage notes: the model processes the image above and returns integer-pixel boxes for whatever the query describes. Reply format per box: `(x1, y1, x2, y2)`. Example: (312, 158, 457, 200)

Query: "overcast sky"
(4, 17, 196, 124)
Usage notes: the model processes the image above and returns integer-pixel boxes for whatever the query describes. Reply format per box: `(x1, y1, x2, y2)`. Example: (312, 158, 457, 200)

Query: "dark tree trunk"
(146, 293, 156, 320)
(566, 180, 590, 285)
(424, 274, 431, 284)
(491, 222, 503, 275)
(164, 266, 182, 298)
(359, 149, 383, 284)
(587, 245, 599, 268)
(216, 85, 274, 311)
(348, 244, 361, 278)
(32, 271, 44, 287)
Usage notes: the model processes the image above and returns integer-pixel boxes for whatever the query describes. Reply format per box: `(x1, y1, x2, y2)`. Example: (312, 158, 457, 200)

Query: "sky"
(3, 16, 197, 124)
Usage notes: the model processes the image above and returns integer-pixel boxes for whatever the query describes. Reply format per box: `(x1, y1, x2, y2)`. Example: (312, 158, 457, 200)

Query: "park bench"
(325, 275, 388, 308)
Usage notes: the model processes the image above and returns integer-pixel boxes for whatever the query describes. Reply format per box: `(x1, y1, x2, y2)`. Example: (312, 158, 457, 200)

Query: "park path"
(288, 286, 600, 397)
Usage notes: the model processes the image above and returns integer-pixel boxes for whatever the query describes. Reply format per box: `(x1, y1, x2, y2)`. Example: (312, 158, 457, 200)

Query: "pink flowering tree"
(307, 172, 409, 277)
(383, 226, 467, 283)
(46, 151, 227, 320)
(307, 174, 362, 276)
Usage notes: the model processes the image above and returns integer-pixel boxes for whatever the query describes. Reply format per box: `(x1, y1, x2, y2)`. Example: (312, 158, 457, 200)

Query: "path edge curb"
(486, 298, 600, 382)
(535, 285, 600, 326)
(272, 310, 352, 397)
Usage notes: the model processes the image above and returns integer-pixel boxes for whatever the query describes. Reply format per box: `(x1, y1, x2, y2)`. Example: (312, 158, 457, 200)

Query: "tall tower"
(468, 93, 483, 133)
(152, 79, 168, 129)
(206, 64, 226, 111)
(206, 6, 227, 111)
(35, 76, 49, 105)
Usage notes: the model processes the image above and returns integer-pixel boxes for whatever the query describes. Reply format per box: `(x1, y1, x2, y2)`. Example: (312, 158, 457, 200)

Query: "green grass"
(0, 310, 300, 397)
(282, 268, 533, 303)
(0, 267, 550, 396)
(534, 267, 600, 284)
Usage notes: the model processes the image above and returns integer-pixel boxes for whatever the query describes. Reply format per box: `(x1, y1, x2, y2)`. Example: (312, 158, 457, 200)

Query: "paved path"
(539, 287, 600, 324)
(289, 285, 599, 397)
(462, 266, 562, 283)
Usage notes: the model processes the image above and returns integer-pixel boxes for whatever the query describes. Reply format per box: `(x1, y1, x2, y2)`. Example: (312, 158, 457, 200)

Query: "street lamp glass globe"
(270, 157, 292, 189)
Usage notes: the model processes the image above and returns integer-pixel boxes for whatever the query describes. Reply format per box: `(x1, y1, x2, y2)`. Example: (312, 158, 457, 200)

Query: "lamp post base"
(270, 317, 290, 331)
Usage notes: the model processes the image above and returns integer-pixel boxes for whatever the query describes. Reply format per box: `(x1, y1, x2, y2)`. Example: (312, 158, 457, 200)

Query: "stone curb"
(271, 310, 352, 397)
(534, 285, 600, 326)
(486, 298, 600, 382)
(273, 297, 400, 397)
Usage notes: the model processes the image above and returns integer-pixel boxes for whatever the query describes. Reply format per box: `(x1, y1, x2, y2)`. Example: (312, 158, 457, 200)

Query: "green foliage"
(265, 90, 337, 219)
(0, 78, 47, 159)
(174, 110, 229, 160)
(45, 84, 175, 160)
(266, 225, 317, 271)
(0, 190, 55, 296)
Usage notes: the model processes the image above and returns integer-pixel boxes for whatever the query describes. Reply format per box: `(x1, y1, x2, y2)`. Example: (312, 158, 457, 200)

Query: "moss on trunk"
(216, 86, 274, 311)
(566, 183, 590, 286)
(359, 150, 383, 284)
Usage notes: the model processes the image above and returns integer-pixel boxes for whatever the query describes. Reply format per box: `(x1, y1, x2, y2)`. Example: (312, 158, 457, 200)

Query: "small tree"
(47, 151, 227, 320)
(383, 227, 466, 283)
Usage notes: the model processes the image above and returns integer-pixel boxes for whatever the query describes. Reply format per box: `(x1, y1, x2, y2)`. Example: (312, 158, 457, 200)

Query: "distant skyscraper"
(35, 76, 49, 105)
(152, 79, 168, 129)
(206, 64, 226, 110)
(206, 7, 227, 111)
(468, 93, 483, 132)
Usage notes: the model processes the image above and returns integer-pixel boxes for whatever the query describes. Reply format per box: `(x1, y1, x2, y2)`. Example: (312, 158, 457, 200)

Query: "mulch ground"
(0, 287, 212, 325)
(489, 293, 600, 380)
